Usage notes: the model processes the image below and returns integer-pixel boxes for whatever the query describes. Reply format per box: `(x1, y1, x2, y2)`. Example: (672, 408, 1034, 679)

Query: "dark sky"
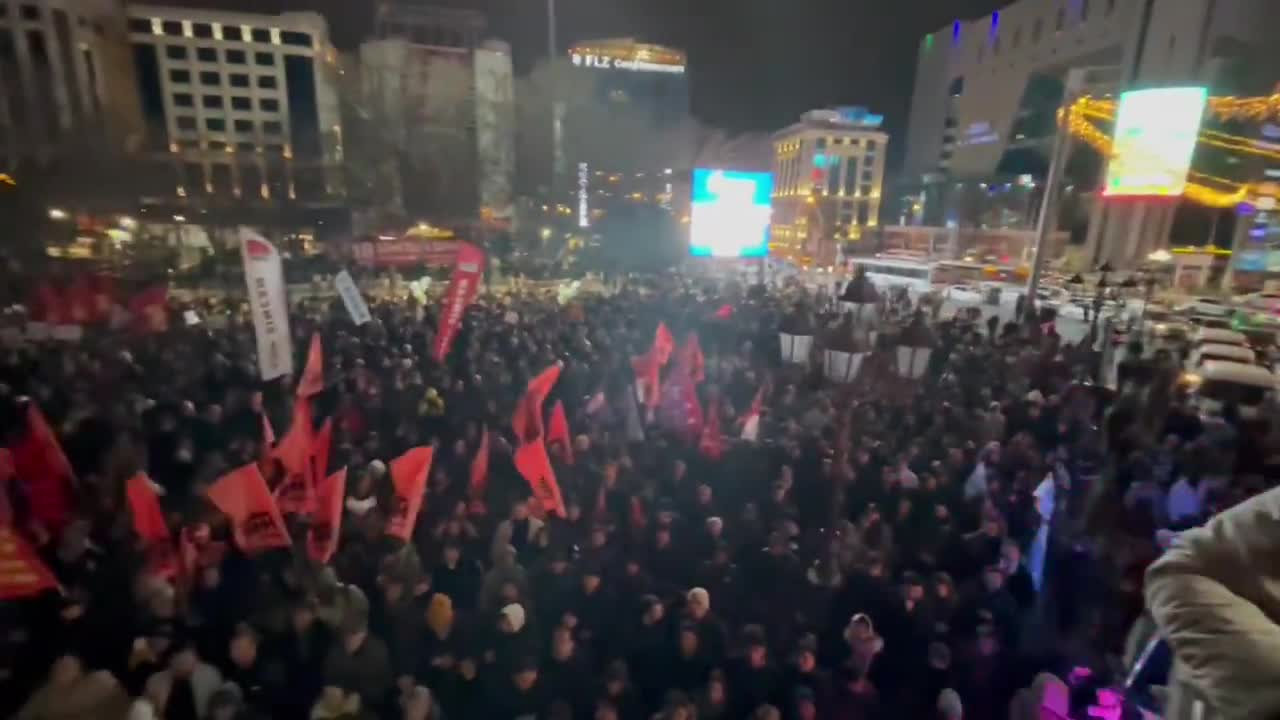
(190, 0, 1006, 152)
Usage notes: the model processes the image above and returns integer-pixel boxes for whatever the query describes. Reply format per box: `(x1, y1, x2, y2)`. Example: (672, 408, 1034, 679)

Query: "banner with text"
(431, 243, 485, 362)
(334, 270, 372, 326)
(240, 229, 293, 380)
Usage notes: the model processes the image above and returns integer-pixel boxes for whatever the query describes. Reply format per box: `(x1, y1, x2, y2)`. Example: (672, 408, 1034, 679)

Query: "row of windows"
(164, 44, 280, 66)
(128, 17, 312, 48)
(175, 115, 285, 134)
(980, 0, 1117, 63)
(173, 139, 288, 154)
(167, 68, 279, 90)
(815, 136, 880, 152)
(171, 93, 281, 113)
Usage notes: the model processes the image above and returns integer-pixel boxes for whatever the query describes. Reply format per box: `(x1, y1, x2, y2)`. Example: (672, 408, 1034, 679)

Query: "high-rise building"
(771, 108, 888, 268)
(0, 0, 143, 168)
(902, 0, 1280, 268)
(563, 38, 692, 226)
(127, 5, 344, 214)
(355, 3, 495, 222)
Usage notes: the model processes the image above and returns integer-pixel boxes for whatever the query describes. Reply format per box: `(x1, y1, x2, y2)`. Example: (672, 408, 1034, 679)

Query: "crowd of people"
(0, 273, 1266, 720)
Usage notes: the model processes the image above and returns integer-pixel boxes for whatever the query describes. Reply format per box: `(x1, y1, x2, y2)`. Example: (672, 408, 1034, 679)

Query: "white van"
(1186, 360, 1276, 420)
(1186, 343, 1257, 370)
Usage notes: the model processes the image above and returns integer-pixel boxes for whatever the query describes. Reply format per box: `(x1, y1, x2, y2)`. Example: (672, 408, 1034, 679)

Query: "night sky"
(192, 0, 1007, 158)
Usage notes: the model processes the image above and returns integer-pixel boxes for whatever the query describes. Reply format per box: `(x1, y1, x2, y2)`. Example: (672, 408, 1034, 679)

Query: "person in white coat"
(1145, 485, 1280, 719)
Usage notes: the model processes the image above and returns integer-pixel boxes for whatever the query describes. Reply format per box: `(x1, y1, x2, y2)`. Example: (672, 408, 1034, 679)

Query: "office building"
(770, 107, 888, 268)
(563, 38, 692, 228)
(0, 0, 143, 168)
(902, 0, 1280, 268)
(127, 4, 344, 212)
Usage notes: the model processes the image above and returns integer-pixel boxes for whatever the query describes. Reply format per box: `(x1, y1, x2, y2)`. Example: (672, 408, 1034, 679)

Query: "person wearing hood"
(484, 603, 537, 676)
(490, 498, 545, 567)
(480, 544, 529, 611)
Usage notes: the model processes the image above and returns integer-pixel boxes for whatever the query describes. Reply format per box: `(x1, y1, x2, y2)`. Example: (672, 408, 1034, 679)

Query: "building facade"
(770, 108, 888, 268)
(127, 4, 344, 214)
(902, 0, 1280, 268)
(0, 0, 143, 168)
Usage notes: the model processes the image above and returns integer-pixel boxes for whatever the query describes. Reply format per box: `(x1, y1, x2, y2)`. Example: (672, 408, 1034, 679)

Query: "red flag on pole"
(546, 400, 574, 465)
(206, 464, 291, 553)
(653, 322, 675, 366)
(308, 468, 346, 564)
(699, 398, 724, 460)
(679, 332, 706, 384)
(273, 397, 316, 515)
(0, 525, 59, 598)
(296, 332, 324, 398)
(512, 364, 562, 445)
(386, 447, 434, 541)
(514, 440, 566, 519)
(126, 473, 170, 544)
(11, 404, 74, 533)
(469, 429, 490, 499)
(311, 418, 333, 485)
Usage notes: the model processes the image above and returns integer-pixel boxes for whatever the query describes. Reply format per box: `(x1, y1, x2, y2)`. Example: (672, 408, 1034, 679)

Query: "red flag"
(0, 525, 59, 598)
(387, 447, 434, 541)
(679, 332, 706, 384)
(205, 464, 291, 553)
(512, 364, 562, 445)
(514, 440, 566, 519)
(653, 322, 675, 366)
(469, 429, 490, 499)
(308, 468, 347, 564)
(11, 405, 74, 533)
(699, 398, 724, 460)
(432, 242, 485, 362)
(127, 285, 169, 334)
(126, 473, 170, 544)
(273, 397, 316, 515)
(546, 400, 574, 465)
(714, 304, 734, 320)
(296, 332, 324, 398)
(311, 418, 333, 486)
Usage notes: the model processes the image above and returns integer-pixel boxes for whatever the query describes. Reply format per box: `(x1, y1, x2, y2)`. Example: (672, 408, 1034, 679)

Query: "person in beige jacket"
(1145, 485, 1280, 720)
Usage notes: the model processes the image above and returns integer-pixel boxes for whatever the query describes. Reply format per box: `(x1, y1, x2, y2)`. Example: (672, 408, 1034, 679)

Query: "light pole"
(547, 0, 564, 197)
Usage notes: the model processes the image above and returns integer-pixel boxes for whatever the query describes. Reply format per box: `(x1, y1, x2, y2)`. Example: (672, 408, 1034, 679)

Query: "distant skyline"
(174, 0, 1009, 165)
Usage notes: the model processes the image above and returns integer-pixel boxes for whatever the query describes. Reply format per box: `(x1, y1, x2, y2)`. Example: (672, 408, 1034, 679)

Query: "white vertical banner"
(240, 228, 294, 380)
(333, 270, 372, 325)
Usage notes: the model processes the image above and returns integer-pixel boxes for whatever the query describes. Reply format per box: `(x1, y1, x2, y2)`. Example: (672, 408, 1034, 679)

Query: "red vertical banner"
(469, 429, 490, 500)
(308, 468, 346, 564)
(126, 473, 170, 544)
(432, 242, 485, 362)
(206, 464, 291, 553)
(514, 440, 567, 519)
(699, 398, 724, 460)
(386, 447, 434, 541)
(0, 526, 59, 598)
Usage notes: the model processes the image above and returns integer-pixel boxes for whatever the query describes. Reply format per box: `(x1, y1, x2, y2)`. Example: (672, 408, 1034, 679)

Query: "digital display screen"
(690, 169, 773, 258)
(1104, 87, 1208, 198)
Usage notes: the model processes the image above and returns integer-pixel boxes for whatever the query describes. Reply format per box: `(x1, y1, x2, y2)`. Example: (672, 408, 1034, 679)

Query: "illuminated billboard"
(690, 169, 773, 258)
(1104, 87, 1208, 198)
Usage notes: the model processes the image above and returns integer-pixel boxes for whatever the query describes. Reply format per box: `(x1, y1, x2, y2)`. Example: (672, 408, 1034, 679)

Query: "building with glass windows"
(0, 0, 143, 169)
(770, 108, 888, 268)
(127, 5, 344, 215)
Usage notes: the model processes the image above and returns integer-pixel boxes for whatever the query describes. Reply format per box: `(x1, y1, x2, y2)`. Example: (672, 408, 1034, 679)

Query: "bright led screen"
(690, 169, 773, 257)
(1104, 87, 1208, 198)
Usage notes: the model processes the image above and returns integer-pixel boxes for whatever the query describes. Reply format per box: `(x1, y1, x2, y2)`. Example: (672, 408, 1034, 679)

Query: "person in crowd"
(3, 270, 1265, 720)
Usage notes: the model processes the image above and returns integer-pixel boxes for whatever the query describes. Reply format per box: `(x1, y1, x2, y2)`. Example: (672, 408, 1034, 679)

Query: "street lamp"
(47, 208, 68, 221)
